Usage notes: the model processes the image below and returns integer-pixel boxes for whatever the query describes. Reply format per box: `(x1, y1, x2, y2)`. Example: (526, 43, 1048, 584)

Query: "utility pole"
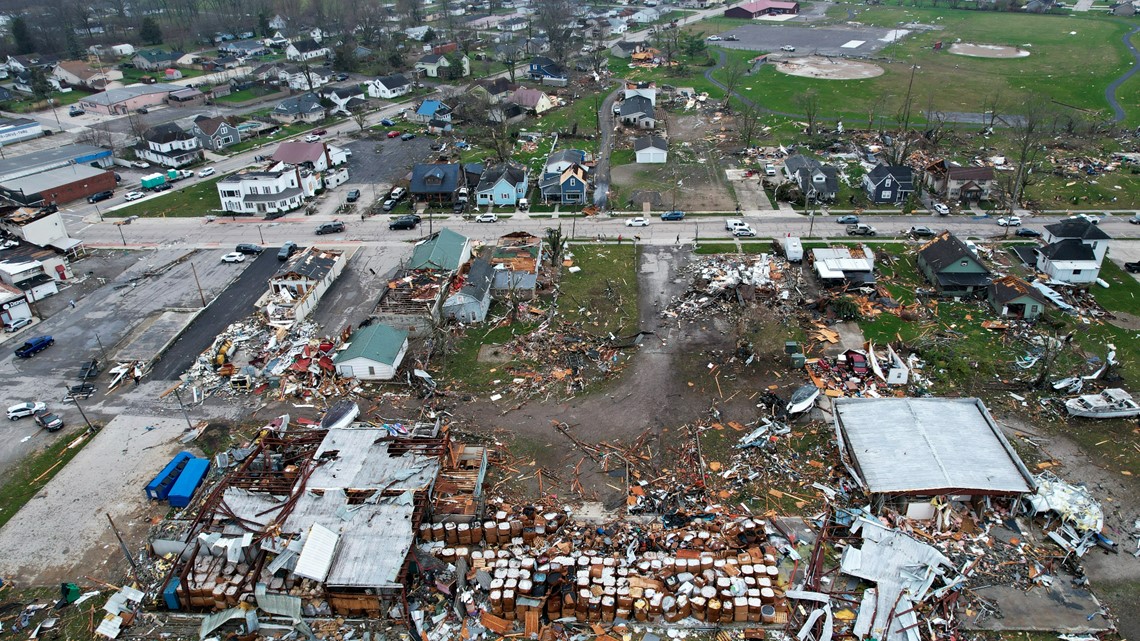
(172, 387, 194, 431)
(258, 225, 265, 245)
(190, 262, 206, 307)
(107, 513, 140, 575)
(117, 224, 126, 246)
(69, 391, 94, 430)
(95, 333, 109, 363)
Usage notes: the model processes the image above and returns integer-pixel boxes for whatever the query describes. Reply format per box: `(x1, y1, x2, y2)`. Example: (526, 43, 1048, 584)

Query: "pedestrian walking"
(69, 299, 76, 308)
(675, 234, 680, 244)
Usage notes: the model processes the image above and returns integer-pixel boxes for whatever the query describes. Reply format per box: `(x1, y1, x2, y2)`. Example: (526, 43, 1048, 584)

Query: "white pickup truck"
(725, 219, 749, 231)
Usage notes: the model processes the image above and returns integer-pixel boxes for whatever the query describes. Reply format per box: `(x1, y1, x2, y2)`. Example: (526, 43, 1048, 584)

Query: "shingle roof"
(510, 87, 547, 109)
(410, 163, 461, 195)
(144, 123, 193, 143)
(866, 164, 913, 187)
(476, 163, 527, 192)
(272, 141, 326, 165)
(459, 258, 494, 300)
(419, 54, 444, 65)
(1043, 220, 1111, 241)
(193, 115, 231, 136)
(1039, 238, 1096, 261)
(619, 95, 653, 118)
(335, 323, 408, 366)
(273, 93, 324, 115)
(945, 166, 995, 181)
(291, 39, 326, 53)
(918, 231, 987, 273)
(376, 73, 410, 90)
(634, 136, 667, 152)
(989, 275, 1047, 306)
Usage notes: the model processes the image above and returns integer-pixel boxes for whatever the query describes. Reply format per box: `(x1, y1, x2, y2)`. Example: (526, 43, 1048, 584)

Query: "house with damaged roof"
(488, 231, 544, 298)
(924, 160, 995, 202)
(988, 275, 1048, 320)
(916, 231, 991, 297)
(443, 258, 494, 323)
(259, 247, 347, 329)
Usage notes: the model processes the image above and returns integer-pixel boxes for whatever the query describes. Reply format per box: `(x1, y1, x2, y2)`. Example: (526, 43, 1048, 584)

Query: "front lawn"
(559, 244, 640, 336)
(110, 177, 225, 218)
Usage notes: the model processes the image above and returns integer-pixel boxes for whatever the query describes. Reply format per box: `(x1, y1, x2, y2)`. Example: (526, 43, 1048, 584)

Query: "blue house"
(528, 56, 566, 81)
(476, 163, 528, 206)
(413, 99, 452, 124)
(540, 164, 589, 204)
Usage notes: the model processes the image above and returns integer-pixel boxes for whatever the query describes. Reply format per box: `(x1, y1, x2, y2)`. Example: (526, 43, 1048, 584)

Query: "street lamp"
(116, 224, 126, 246)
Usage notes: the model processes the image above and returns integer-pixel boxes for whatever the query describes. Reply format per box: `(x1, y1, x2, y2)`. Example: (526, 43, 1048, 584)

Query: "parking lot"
(718, 23, 911, 58)
(341, 133, 436, 192)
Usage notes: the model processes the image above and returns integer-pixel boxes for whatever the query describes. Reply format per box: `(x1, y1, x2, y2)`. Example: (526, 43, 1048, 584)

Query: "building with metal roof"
(0, 144, 114, 183)
(333, 323, 410, 380)
(833, 397, 1035, 512)
(408, 227, 471, 271)
(76, 83, 182, 115)
(0, 164, 115, 206)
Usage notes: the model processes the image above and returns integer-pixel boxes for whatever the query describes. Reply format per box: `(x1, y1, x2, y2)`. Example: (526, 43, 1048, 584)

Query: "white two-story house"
(1036, 219, 1111, 285)
(216, 166, 320, 216)
(135, 123, 201, 168)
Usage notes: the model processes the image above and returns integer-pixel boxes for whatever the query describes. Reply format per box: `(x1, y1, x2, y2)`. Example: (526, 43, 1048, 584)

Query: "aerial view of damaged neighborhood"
(4, 0, 1140, 638)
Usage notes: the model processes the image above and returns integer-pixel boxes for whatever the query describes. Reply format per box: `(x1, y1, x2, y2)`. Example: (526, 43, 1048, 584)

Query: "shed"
(833, 397, 1035, 515)
(634, 136, 667, 164)
(987, 275, 1047, 320)
(333, 323, 409, 380)
(443, 259, 494, 323)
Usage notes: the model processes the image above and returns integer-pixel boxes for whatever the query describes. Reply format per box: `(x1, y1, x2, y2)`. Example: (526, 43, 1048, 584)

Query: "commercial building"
(260, 248, 347, 329)
(0, 117, 44, 145)
(0, 144, 114, 183)
(0, 282, 32, 328)
(76, 83, 182, 115)
(0, 164, 116, 206)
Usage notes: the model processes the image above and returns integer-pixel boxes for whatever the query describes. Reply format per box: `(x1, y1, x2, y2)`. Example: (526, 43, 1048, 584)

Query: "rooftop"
(0, 164, 111, 195)
(834, 397, 1035, 496)
(335, 323, 409, 366)
(274, 247, 342, 281)
(80, 83, 182, 106)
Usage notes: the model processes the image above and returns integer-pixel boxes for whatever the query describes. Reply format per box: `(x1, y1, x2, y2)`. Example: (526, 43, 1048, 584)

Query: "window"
(368, 367, 375, 375)
(884, 177, 892, 187)
(221, 136, 232, 144)
(1073, 269, 1082, 275)
(881, 191, 892, 200)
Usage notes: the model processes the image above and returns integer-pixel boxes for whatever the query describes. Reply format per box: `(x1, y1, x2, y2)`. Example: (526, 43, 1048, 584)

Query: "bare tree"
(534, 0, 579, 64)
(719, 58, 747, 110)
(865, 93, 886, 132)
(1010, 97, 1050, 206)
(981, 90, 1003, 130)
(353, 110, 368, 132)
(795, 90, 820, 136)
(452, 92, 516, 163)
(736, 102, 765, 148)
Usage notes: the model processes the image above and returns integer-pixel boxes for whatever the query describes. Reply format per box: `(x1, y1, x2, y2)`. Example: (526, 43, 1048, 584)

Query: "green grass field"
(696, 8, 1138, 124)
(216, 86, 278, 103)
(111, 177, 224, 218)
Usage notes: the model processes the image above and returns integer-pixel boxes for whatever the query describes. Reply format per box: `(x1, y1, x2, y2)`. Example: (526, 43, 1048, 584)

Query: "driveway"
(593, 83, 623, 209)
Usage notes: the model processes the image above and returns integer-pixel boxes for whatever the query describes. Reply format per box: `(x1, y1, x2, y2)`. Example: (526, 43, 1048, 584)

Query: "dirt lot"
(610, 114, 740, 212)
(773, 55, 885, 79)
(949, 43, 1031, 58)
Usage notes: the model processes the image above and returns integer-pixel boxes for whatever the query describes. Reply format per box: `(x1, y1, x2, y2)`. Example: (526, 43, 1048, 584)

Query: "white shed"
(333, 324, 409, 380)
(634, 136, 667, 164)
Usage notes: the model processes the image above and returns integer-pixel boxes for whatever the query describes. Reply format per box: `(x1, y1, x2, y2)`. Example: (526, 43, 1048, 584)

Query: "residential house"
(286, 39, 331, 61)
(862, 165, 914, 205)
(494, 42, 525, 62)
(416, 54, 469, 78)
(410, 163, 465, 204)
(206, 55, 242, 71)
(271, 93, 326, 123)
(413, 99, 452, 124)
(988, 275, 1047, 320)
(321, 85, 367, 116)
(723, 0, 800, 17)
(219, 39, 270, 57)
(524, 37, 551, 55)
(475, 163, 528, 206)
(272, 141, 348, 171)
(528, 56, 566, 81)
(473, 77, 515, 103)
(135, 123, 202, 168)
(916, 231, 992, 297)
(269, 14, 289, 30)
(13, 71, 63, 94)
(0, 87, 12, 103)
(263, 248, 346, 328)
(368, 73, 412, 99)
(405, 26, 432, 41)
(924, 160, 995, 202)
(618, 95, 656, 129)
(630, 7, 660, 22)
(783, 154, 838, 203)
(285, 64, 333, 91)
(540, 164, 589, 204)
(510, 87, 554, 114)
(333, 323, 409, 380)
(191, 115, 242, 151)
(409, 227, 472, 271)
(443, 259, 494, 323)
(52, 61, 123, 90)
(612, 41, 641, 58)
(545, 149, 587, 175)
(634, 136, 668, 164)
(6, 54, 60, 74)
(811, 245, 876, 287)
(132, 50, 182, 71)
(624, 86, 657, 105)
(499, 17, 529, 31)
(216, 166, 318, 215)
(488, 231, 544, 297)
(1035, 219, 1111, 284)
(608, 18, 630, 35)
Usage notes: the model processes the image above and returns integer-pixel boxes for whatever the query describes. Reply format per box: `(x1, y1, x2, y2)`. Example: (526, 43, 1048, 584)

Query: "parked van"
(725, 219, 749, 231)
(783, 236, 803, 262)
(277, 241, 298, 260)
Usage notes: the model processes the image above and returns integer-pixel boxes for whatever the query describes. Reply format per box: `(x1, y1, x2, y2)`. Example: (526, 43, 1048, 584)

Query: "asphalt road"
(148, 249, 286, 380)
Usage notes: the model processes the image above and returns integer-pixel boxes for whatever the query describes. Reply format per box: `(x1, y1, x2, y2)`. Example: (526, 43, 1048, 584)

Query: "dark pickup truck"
(80, 358, 101, 379)
(14, 335, 53, 358)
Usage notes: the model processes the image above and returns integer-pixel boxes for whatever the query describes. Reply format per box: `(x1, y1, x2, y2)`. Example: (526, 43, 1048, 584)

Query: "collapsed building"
(259, 248, 347, 330)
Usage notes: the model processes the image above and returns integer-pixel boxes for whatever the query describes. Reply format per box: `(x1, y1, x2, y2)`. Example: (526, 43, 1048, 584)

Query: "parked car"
(221, 252, 246, 263)
(65, 383, 96, 401)
(277, 241, 298, 260)
(389, 215, 419, 230)
(1066, 213, 1101, 225)
(453, 201, 467, 213)
(235, 243, 263, 255)
(88, 190, 114, 204)
(836, 215, 859, 224)
(124, 191, 145, 201)
(14, 335, 53, 358)
(336, 73, 350, 81)
(781, 45, 795, 51)
(996, 216, 1022, 227)
(932, 203, 950, 215)
(1015, 228, 1042, 238)
(382, 199, 397, 212)
(381, 119, 395, 126)
(706, 35, 722, 41)
(387, 131, 402, 138)
(132, 161, 150, 169)
(764, 163, 776, 176)
(34, 410, 64, 432)
(1126, 262, 1140, 273)
(390, 187, 406, 200)
(136, 107, 149, 114)
(400, 133, 416, 141)
(475, 213, 498, 223)
(305, 134, 321, 143)
(1129, 213, 1140, 225)
(7, 402, 46, 420)
(910, 226, 935, 237)
(626, 217, 650, 227)
(314, 129, 327, 136)
(68, 106, 85, 116)
(725, 35, 740, 41)
(152, 182, 173, 192)
(846, 223, 877, 236)
(661, 210, 685, 221)
(198, 167, 216, 177)
(4, 317, 33, 332)
(315, 221, 345, 235)
(346, 189, 361, 203)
